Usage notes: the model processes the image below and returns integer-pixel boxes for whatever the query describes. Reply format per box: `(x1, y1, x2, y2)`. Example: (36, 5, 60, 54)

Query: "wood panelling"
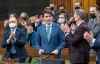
(50, 0, 73, 14)
(65, 0, 73, 14)
(50, 0, 64, 7)
(50, 0, 96, 13)
(82, 0, 96, 13)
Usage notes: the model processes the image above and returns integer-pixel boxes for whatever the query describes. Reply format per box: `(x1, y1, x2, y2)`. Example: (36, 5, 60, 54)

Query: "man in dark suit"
(84, 28, 100, 64)
(70, 10, 90, 64)
(36, 11, 64, 64)
(2, 17, 27, 62)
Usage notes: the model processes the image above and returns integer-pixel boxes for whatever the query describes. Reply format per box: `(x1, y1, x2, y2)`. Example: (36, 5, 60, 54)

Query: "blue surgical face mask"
(57, 18, 65, 24)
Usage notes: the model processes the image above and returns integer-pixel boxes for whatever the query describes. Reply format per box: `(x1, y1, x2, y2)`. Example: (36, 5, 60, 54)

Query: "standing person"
(49, 3, 57, 17)
(36, 11, 64, 64)
(70, 10, 90, 64)
(18, 12, 29, 32)
(88, 7, 97, 30)
(88, 6, 97, 33)
(73, 2, 82, 15)
(84, 7, 100, 63)
(84, 30, 100, 64)
(2, 17, 27, 63)
(88, 7, 100, 38)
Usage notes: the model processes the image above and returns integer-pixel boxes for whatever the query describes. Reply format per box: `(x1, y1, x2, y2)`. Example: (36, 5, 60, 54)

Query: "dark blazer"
(92, 32, 100, 64)
(70, 22, 90, 64)
(93, 33, 100, 49)
(36, 22, 64, 54)
(2, 28, 27, 60)
(64, 33, 73, 48)
(26, 31, 37, 48)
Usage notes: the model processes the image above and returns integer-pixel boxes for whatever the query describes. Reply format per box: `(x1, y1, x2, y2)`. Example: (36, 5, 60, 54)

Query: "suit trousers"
(39, 53, 64, 64)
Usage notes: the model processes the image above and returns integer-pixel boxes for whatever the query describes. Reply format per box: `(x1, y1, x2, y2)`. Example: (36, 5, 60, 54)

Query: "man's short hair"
(42, 11, 54, 17)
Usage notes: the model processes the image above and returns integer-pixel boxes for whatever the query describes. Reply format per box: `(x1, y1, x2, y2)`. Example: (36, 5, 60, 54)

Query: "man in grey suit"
(88, 6, 100, 37)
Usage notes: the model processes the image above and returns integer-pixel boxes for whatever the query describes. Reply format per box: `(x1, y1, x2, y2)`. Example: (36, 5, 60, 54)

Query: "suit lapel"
(42, 25, 48, 42)
(49, 23, 56, 42)
(7, 29, 11, 38)
(15, 28, 20, 39)
(41, 23, 56, 43)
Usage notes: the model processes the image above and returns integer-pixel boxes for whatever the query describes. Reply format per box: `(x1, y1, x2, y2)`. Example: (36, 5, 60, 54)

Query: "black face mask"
(90, 13, 96, 18)
(31, 23, 35, 30)
(75, 6, 80, 10)
(51, 7, 54, 10)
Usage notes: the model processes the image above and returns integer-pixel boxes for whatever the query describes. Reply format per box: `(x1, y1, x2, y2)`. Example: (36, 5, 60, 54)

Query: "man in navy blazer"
(84, 30, 100, 64)
(36, 11, 64, 57)
(2, 17, 27, 62)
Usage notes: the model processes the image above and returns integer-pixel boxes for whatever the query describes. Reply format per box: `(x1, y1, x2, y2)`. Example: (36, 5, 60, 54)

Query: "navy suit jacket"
(92, 32, 100, 49)
(2, 28, 27, 59)
(36, 22, 64, 53)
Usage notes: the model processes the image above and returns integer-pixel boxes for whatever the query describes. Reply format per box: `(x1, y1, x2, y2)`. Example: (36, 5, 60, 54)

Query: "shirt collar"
(10, 28, 17, 33)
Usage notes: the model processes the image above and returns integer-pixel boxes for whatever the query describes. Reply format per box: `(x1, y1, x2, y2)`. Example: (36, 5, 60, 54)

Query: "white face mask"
(57, 18, 65, 24)
(9, 23, 17, 28)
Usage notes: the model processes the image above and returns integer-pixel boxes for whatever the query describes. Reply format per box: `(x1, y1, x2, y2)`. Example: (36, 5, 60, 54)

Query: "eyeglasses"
(44, 16, 51, 18)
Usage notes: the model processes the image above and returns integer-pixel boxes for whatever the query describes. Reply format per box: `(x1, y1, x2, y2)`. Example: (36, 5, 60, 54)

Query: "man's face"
(9, 18, 17, 28)
(43, 13, 53, 22)
(89, 10, 96, 18)
(57, 14, 65, 24)
(89, 7, 96, 13)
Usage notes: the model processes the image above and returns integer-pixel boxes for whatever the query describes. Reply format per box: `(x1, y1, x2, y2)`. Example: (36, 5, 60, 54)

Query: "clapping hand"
(83, 31, 93, 42)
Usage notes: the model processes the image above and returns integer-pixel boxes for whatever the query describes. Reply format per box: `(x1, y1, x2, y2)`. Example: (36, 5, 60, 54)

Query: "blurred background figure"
(88, 6, 100, 38)
(74, 2, 81, 11)
(18, 12, 28, 27)
(88, 6, 96, 32)
(18, 12, 29, 33)
(58, 5, 65, 14)
(49, 3, 57, 16)
(57, 13, 67, 32)
(73, 2, 83, 18)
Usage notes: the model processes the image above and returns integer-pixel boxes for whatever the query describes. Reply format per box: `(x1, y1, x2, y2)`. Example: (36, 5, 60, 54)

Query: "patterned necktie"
(46, 24, 52, 42)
